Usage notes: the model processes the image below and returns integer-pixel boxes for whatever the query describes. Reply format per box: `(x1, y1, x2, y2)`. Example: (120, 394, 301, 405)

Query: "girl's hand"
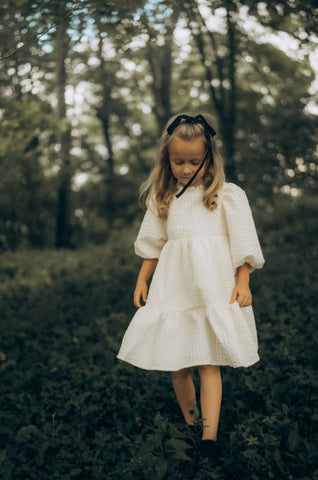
(229, 282, 252, 307)
(133, 258, 157, 308)
(134, 280, 148, 308)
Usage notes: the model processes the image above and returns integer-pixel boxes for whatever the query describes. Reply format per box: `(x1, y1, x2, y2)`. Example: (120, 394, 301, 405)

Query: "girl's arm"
(133, 258, 158, 308)
(229, 262, 253, 307)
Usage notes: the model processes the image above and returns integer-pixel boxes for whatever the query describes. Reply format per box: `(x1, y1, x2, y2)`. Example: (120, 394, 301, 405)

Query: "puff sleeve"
(222, 183, 265, 273)
(134, 198, 168, 259)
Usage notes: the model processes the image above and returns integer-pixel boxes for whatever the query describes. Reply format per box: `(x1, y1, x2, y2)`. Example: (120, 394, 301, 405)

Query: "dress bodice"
(167, 185, 227, 240)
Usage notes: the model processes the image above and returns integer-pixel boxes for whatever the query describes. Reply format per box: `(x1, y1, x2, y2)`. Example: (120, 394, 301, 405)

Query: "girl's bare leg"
(171, 368, 197, 425)
(197, 365, 222, 440)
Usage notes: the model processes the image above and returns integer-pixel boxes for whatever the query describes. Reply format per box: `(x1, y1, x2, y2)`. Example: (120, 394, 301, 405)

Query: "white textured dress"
(117, 182, 265, 371)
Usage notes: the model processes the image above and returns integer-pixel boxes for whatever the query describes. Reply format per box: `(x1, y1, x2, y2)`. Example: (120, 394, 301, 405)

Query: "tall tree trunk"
(146, 40, 173, 135)
(98, 108, 115, 227)
(143, 6, 180, 135)
(95, 23, 115, 227)
(222, 4, 237, 181)
(55, 14, 72, 248)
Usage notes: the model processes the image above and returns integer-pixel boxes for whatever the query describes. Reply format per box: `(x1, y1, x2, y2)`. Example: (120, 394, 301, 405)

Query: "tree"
(181, 0, 318, 195)
(140, 2, 181, 134)
(54, 4, 72, 248)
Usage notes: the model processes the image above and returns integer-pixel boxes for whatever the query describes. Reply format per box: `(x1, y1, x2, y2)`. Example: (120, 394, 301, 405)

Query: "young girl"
(117, 113, 265, 469)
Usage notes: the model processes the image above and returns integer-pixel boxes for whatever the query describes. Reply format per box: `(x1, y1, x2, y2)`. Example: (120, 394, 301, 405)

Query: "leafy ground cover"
(0, 198, 317, 479)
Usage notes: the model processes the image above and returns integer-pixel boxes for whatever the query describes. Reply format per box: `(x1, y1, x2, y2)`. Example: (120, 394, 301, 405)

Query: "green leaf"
(287, 428, 300, 451)
(69, 468, 82, 476)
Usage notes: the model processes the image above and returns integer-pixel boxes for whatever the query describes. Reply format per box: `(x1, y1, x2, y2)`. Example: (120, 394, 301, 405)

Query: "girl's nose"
(183, 164, 192, 175)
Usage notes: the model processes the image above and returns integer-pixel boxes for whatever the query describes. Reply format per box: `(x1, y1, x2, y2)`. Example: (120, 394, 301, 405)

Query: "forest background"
(0, 1, 317, 479)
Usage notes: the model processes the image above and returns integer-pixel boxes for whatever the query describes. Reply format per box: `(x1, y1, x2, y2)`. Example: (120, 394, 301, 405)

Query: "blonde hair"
(141, 113, 225, 219)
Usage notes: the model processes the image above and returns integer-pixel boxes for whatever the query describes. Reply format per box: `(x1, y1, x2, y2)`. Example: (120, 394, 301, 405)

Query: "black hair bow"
(167, 114, 216, 137)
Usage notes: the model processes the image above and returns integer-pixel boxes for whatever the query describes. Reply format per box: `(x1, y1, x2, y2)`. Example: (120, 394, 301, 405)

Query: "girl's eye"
(173, 160, 200, 165)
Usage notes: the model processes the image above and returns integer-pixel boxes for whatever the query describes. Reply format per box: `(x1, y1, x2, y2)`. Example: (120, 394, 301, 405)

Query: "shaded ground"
(0, 200, 317, 479)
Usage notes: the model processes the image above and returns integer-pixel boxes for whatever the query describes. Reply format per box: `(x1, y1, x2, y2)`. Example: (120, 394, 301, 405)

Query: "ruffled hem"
(117, 356, 260, 372)
(117, 303, 260, 371)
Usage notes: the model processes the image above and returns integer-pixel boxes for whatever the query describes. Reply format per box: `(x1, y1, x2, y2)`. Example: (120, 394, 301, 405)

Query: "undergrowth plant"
(0, 198, 317, 479)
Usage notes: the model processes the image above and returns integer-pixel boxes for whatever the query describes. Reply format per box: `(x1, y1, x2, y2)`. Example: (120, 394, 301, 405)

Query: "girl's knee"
(197, 365, 220, 376)
(171, 367, 190, 379)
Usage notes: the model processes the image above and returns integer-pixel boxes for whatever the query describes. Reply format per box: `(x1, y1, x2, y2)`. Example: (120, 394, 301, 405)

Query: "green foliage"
(0, 98, 59, 251)
(0, 197, 317, 478)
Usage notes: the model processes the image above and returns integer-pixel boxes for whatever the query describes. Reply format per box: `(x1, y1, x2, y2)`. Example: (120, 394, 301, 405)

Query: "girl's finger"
(142, 288, 147, 303)
(239, 295, 252, 307)
(134, 291, 141, 308)
(229, 288, 237, 304)
(238, 294, 246, 307)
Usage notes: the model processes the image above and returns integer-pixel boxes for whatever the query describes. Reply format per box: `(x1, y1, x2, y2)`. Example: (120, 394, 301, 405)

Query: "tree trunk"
(146, 40, 173, 134)
(223, 4, 237, 182)
(143, 6, 180, 135)
(95, 24, 115, 227)
(97, 107, 115, 226)
(55, 15, 72, 248)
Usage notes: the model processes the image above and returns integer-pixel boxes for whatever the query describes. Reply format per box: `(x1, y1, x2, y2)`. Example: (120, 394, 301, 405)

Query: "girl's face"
(168, 135, 207, 186)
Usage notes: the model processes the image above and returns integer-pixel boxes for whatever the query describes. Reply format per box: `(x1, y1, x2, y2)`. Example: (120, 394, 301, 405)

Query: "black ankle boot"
(197, 439, 222, 470)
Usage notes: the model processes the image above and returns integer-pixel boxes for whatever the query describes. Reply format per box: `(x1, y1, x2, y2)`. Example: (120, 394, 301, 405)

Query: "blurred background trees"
(0, 0, 317, 251)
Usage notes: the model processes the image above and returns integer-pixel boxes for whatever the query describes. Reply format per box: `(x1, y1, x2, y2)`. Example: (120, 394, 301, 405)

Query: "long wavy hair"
(140, 113, 225, 219)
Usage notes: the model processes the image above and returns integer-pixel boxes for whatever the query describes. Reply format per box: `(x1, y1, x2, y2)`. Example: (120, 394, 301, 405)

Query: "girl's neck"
(177, 180, 203, 189)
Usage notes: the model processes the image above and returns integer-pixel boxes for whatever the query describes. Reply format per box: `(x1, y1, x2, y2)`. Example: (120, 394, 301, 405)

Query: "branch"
(0, 2, 83, 62)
